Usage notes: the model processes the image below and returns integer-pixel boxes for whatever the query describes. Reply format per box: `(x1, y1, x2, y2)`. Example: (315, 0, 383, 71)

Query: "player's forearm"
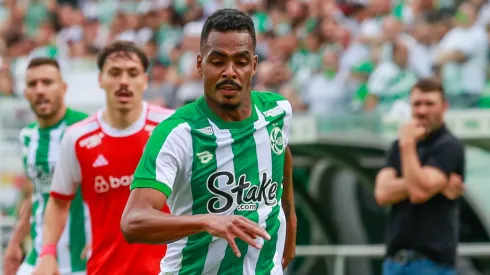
(41, 197, 70, 247)
(121, 208, 207, 244)
(282, 147, 296, 222)
(400, 142, 437, 198)
(9, 196, 32, 245)
(374, 178, 408, 206)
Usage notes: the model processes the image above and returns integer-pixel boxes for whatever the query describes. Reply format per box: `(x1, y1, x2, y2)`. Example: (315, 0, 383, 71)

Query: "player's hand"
(3, 241, 23, 275)
(202, 214, 271, 257)
(443, 173, 465, 200)
(80, 243, 91, 260)
(32, 255, 60, 275)
(399, 120, 426, 145)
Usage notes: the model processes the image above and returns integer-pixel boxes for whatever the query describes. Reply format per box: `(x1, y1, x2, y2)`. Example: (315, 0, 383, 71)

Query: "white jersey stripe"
(160, 123, 194, 274)
(272, 207, 287, 275)
(201, 119, 236, 275)
(244, 106, 274, 274)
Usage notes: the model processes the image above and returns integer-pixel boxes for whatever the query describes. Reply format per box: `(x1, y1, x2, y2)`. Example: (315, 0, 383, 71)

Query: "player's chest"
(76, 133, 149, 195)
(25, 134, 62, 194)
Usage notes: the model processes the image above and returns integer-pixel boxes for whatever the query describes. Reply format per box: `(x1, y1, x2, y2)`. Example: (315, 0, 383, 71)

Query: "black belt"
(390, 250, 428, 265)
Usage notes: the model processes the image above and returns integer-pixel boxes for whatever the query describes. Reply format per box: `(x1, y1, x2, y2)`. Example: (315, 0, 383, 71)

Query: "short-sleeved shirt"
(50, 102, 174, 275)
(131, 92, 292, 275)
(384, 125, 465, 267)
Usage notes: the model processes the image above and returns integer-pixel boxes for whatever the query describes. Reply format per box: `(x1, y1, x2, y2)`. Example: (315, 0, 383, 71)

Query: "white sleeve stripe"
(50, 120, 99, 195)
(155, 122, 192, 191)
(277, 100, 292, 146)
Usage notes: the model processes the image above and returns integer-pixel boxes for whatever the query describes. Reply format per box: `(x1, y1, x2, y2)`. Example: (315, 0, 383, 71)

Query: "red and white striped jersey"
(50, 102, 174, 275)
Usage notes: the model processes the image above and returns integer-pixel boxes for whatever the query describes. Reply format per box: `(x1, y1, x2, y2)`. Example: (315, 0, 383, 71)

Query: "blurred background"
(2, 0, 490, 274)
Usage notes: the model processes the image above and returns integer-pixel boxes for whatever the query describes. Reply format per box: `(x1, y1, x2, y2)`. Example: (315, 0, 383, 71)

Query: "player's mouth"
(115, 90, 134, 103)
(217, 84, 241, 97)
(35, 98, 51, 109)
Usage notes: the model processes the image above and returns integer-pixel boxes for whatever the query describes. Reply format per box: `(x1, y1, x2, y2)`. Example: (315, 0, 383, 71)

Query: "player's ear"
(61, 81, 67, 95)
(196, 52, 203, 76)
(252, 55, 258, 77)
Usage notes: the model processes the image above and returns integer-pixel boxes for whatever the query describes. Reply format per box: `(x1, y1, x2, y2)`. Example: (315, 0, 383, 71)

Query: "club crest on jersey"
(270, 127, 284, 155)
(197, 126, 214, 135)
(79, 133, 104, 149)
(206, 171, 278, 213)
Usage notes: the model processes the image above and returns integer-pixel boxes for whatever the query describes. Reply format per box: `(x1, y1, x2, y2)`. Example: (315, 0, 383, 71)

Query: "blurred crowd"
(0, 0, 490, 117)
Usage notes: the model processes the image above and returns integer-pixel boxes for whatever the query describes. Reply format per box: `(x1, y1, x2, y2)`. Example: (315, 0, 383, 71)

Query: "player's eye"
(236, 60, 248, 66)
(211, 60, 223, 66)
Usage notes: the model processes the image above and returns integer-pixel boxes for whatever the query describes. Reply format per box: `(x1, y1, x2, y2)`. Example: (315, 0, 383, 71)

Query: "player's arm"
(374, 142, 409, 206)
(121, 121, 270, 258)
(7, 182, 33, 248)
(281, 146, 296, 269)
(33, 131, 81, 275)
(400, 138, 464, 204)
(4, 182, 33, 275)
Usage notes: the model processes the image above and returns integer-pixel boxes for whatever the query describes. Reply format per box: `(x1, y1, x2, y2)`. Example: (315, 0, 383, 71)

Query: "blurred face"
(24, 65, 66, 119)
(0, 71, 13, 95)
(393, 42, 408, 66)
(98, 52, 148, 113)
(456, 3, 476, 27)
(323, 51, 338, 71)
(410, 88, 448, 133)
(197, 31, 258, 110)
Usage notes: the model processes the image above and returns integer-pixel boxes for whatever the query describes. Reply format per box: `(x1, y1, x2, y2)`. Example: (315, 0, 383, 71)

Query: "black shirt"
(384, 125, 465, 267)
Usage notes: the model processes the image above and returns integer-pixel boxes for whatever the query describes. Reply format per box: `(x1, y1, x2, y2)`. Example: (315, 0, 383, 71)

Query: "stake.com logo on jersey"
(94, 175, 134, 193)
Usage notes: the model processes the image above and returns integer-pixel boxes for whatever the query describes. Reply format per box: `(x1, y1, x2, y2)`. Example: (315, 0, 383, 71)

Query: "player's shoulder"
(19, 122, 38, 139)
(252, 90, 288, 103)
(65, 108, 89, 126)
(252, 91, 292, 117)
(63, 114, 101, 144)
(146, 103, 175, 124)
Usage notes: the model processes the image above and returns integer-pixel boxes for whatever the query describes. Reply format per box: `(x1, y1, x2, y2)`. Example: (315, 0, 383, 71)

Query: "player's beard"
(31, 96, 63, 120)
(218, 101, 241, 110)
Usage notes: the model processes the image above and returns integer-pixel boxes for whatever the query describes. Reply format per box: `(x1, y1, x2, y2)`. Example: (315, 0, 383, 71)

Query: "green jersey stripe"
(256, 101, 288, 274)
(245, 107, 274, 274)
(69, 189, 87, 271)
(217, 120, 260, 275)
(179, 119, 217, 275)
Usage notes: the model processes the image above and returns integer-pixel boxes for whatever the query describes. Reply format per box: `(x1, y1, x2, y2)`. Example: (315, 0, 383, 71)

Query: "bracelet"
(40, 244, 57, 258)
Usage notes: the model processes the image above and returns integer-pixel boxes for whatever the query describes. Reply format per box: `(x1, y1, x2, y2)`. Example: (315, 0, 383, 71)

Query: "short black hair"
(97, 40, 150, 72)
(27, 57, 60, 70)
(412, 78, 446, 99)
(200, 8, 256, 52)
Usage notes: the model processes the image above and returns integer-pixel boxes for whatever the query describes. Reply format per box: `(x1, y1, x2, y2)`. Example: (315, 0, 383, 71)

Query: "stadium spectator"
(374, 78, 466, 275)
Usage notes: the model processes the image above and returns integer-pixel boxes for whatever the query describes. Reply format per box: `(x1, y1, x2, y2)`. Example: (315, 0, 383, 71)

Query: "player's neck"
(206, 97, 252, 122)
(37, 106, 67, 128)
(103, 102, 143, 129)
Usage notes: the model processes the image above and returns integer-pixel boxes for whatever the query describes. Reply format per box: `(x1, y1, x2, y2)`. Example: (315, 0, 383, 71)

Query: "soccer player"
(3, 57, 89, 275)
(121, 9, 297, 275)
(33, 41, 174, 275)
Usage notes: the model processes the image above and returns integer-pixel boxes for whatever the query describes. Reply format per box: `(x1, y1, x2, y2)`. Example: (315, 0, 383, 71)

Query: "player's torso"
(164, 95, 290, 274)
(74, 105, 171, 274)
(21, 110, 89, 272)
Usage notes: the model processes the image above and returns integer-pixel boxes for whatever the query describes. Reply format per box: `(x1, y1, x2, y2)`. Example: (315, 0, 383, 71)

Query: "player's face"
(410, 88, 448, 133)
(197, 31, 257, 110)
(24, 65, 66, 119)
(98, 52, 148, 113)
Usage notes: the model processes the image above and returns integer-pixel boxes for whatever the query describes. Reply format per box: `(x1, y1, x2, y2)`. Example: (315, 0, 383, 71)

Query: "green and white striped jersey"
(19, 108, 90, 273)
(132, 92, 292, 275)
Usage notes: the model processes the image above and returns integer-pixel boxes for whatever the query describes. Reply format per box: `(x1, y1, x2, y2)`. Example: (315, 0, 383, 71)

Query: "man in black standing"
(375, 78, 466, 275)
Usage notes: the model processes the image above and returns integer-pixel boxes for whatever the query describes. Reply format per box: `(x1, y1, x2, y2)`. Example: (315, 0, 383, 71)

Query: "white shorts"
(17, 262, 86, 275)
